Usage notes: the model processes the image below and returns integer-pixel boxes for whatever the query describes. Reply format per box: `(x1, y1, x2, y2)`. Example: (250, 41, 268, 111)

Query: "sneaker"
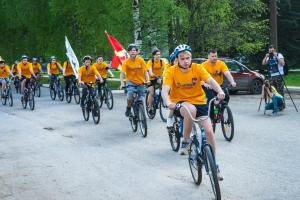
(125, 107, 131, 117)
(217, 166, 224, 181)
(180, 140, 190, 155)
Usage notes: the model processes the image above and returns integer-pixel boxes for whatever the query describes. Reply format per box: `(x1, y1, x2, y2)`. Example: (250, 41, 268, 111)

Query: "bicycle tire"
(221, 105, 234, 141)
(130, 115, 138, 132)
(159, 97, 167, 122)
(82, 99, 90, 121)
(29, 90, 35, 110)
(58, 85, 64, 101)
(36, 83, 41, 97)
(92, 99, 100, 124)
(66, 87, 72, 103)
(145, 91, 156, 119)
(1, 90, 7, 105)
(74, 86, 80, 104)
(204, 145, 221, 200)
(138, 103, 147, 137)
(188, 142, 202, 185)
(169, 117, 181, 152)
(8, 90, 13, 107)
(98, 88, 104, 108)
(50, 88, 56, 100)
(106, 88, 114, 110)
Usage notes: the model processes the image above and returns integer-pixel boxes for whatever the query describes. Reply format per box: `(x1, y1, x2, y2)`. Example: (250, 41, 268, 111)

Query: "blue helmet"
(169, 51, 176, 62)
(173, 44, 192, 58)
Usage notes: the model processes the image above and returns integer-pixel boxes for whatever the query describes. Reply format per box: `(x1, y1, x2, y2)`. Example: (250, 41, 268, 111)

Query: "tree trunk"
(132, 0, 142, 48)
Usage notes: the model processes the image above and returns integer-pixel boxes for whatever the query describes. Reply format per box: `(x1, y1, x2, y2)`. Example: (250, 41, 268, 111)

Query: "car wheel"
(250, 79, 263, 94)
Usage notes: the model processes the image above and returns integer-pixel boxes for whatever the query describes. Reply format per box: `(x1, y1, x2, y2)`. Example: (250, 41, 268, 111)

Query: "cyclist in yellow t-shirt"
(120, 44, 150, 117)
(63, 58, 76, 94)
(92, 55, 114, 97)
(0, 57, 14, 98)
(31, 57, 42, 82)
(201, 49, 236, 104)
(146, 49, 166, 114)
(17, 55, 36, 93)
(47, 56, 63, 90)
(162, 45, 224, 159)
(78, 56, 103, 109)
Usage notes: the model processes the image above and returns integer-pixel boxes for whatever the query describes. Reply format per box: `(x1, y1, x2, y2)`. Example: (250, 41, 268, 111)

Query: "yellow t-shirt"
(0, 65, 10, 78)
(11, 64, 18, 74)
(201, 60, 229, 85)
(163, 63, 211, 105)
(92, 62, 109, 78)
(147, 59, 166, 80)
(63, 61, 75, 76)
(32, 63, 42, 74)
(163, 63, 172, 78)
(17, 62, 33, 78)
(78, 65, 99, 84)
(121, 57, 147, 85)
(47, 62, 62, 75)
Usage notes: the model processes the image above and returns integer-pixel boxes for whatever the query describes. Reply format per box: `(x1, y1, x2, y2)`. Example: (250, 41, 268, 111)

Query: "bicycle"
(96, 79, 113, 110)
(0, 79, 13, 107)
(168, 114, 183, 152)
(176, 98, 221, 200)
(145, 84, 168, 122)
(21, 78, 35, 110)
(66, 78, 80, 104)
(211, 99, 234, 142)
(13, 76, 20, 93)
(82, 82, 100, 124)
(49, 75, 64, 101)
(123, 85, 147, 137)
(30, 76, 41, 97)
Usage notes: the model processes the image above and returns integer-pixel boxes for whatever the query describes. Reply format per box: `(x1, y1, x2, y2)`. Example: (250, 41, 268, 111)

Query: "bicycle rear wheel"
(28, 90, 35, 110)
(145, 91, 156, 119)
(106, 88, 114, 110)
(221, 105, 234, 141)
(74, 86, 80, 104)
(138, 103, 147, 137)
(204, 145, 221, 200)
(92, 99, 100, 124)
(188, 142, 202, 185)
(159, 97, 168, 122)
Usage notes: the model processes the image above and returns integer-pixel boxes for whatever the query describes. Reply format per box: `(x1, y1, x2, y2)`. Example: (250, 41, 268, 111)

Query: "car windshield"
(225, 61, 242, 72)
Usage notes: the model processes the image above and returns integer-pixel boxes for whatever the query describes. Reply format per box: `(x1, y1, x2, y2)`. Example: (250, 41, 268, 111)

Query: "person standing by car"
(201, 50, 236, 104)
(262, 45, 285, 96)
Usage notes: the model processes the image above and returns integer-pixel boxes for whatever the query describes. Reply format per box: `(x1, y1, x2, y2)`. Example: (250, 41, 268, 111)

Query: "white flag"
(65, 36, 79, 78)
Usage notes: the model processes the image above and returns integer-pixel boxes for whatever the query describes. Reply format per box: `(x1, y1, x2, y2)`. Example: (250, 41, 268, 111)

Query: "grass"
(284, 71, 300, 86)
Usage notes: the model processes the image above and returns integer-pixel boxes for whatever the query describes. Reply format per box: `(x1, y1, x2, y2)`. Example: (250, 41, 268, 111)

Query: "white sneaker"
(166, 117, 174, 128)
(180, 140, 190, 155)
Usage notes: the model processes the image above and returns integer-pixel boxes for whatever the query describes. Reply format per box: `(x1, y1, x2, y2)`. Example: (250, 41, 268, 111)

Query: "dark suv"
(192, 58, 265, 94)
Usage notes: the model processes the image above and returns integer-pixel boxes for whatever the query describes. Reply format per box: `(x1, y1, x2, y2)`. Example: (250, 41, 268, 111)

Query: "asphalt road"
(0, 88, 299, 200)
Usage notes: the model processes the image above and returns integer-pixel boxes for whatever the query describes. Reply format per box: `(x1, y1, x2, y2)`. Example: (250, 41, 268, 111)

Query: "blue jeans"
(126, 81, 145, 101)
(265, 95, 284, 113)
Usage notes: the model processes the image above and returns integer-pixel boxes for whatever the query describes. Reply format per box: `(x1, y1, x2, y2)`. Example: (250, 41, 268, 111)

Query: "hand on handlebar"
(217, 91, 225, 101)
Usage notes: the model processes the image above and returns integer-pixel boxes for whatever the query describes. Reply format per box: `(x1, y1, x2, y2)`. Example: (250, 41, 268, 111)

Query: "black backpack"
(283, 57, 289, 75)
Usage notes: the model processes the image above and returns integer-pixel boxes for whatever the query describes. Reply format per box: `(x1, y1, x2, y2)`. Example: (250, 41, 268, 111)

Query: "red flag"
(105, 31, 127, 70)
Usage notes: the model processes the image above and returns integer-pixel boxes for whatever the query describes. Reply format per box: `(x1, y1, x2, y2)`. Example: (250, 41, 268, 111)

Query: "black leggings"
(64, 75, 76, 92)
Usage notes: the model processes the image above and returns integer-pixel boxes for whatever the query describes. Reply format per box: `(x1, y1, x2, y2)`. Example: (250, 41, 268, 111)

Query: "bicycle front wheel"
(1, 90, 7, 105)
(138, 103, 147, 137)
(8, 90, 13, 107)
(92, 99, 100, 124)
(50, 88, 56, 100)
(159, 97, 168, 122)
(28, 90, 35, 110)
(58, 85, 64, 101)
(188, 142, 202, 185)
(66, 87, 72, 103)
(82, 100, 90, 121)
(204, 145, 221, 200)
(221, 105, 234, 141)
(74, 86, 80, 104)
(106, 89, 114, 110)
(36, 83, 41, 97)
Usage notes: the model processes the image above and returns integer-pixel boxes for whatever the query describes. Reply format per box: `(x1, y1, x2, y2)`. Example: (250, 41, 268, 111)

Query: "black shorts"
(149, 79, 158, 87)
(174, 104, 208, 118)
